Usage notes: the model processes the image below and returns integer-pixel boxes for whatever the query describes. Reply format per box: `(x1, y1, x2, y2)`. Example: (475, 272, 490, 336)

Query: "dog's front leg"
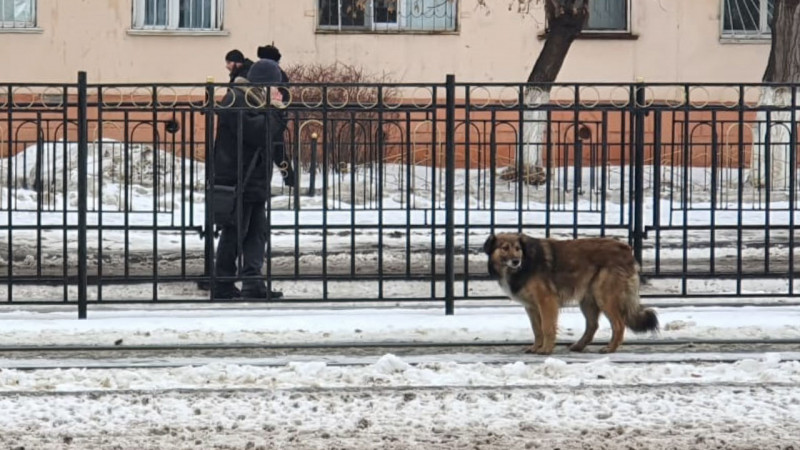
(523, 306, 543, 354)
(535, 293, 560, 355)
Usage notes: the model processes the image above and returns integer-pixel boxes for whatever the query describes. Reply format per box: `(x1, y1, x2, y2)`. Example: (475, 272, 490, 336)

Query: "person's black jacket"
(278, 67, 290, 104)
(272, 65, 293, 186)
(212, 77, 285, 203)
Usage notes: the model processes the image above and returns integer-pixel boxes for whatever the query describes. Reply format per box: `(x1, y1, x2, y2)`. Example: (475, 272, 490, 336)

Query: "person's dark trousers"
(213, 201, 273, 298)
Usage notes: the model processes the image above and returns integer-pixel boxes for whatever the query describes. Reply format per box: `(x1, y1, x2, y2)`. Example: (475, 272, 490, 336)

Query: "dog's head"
(483, 233, 526, 272)
(484, 232, 550, 276)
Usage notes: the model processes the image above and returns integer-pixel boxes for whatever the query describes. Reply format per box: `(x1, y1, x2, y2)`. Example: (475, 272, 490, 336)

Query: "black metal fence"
(1, 73, 799, 316)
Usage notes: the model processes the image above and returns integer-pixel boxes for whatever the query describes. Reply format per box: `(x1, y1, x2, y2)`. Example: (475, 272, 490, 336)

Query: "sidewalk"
(0, 304, 797, 347)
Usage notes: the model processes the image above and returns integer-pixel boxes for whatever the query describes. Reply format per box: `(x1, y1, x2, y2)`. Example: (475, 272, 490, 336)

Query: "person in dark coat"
(212, 59, 285, 300)
(256, 44, 295, 188)
(257, 45, 290, 103)
(225, 49, 254, 84)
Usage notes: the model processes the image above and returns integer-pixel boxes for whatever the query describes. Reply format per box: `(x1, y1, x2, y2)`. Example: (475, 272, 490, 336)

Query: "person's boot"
(240, 287, 283, 299)
(212, 284, 240, 300)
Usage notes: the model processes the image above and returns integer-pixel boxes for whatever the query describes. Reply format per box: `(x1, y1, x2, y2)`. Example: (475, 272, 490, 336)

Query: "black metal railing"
(1, 74, 799, 317)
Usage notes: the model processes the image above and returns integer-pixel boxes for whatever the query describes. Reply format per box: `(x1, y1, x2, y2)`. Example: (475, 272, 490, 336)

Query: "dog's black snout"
(510, 259, 521, 267)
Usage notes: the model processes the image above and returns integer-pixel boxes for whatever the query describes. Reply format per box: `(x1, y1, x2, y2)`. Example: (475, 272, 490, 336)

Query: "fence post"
(204, 77, 216, 299)
(77, 71, 89, 319)
(444, 74, 456, 315)
(632, 81, 646, 266)
(308, 133, 318, 196)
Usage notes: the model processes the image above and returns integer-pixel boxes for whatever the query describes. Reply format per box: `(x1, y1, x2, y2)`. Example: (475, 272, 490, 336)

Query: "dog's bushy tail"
(626, 306, 659, 333)
(622, 271, 659, 333)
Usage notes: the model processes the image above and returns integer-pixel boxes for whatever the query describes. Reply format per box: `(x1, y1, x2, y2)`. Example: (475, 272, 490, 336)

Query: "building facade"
(0, 0, 775, 87)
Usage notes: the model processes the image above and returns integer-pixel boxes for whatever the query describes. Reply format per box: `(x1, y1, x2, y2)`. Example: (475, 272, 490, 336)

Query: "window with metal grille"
(0, 0, 36, 29)
(318, 0, 457, 32)
(132, 0, 222, 31)
(722, 0, 773, 38)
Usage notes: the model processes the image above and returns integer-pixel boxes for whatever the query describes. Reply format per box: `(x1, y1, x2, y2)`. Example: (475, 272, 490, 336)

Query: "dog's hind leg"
(569, 297, 600, 352)
(523, 306, 544, 353)
(600, 304, 626, 353)
(592, 269, 626, 353)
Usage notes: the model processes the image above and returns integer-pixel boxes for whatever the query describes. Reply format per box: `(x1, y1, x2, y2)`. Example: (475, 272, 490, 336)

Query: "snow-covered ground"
(3, 141, 798, 243)
(2, 141, 800, 448)
(0, 305, 798, 448)
(1, 304, 799, 347)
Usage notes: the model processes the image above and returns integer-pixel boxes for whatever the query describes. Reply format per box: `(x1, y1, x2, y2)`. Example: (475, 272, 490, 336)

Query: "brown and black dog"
(484, 233, 658, 354)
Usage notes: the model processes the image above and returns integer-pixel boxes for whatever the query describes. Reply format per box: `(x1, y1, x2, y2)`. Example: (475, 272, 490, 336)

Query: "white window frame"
(375, 0, 401, 30)
(0, 0, 36, 29)
(721, 0, 772, 40)
(319, 0, 457, 32)
(132, 0, 223, 31)
(582, 0, 631, 34)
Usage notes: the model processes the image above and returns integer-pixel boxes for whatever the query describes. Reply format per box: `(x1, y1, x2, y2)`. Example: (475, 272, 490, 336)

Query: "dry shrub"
(282, 63, 400, 171)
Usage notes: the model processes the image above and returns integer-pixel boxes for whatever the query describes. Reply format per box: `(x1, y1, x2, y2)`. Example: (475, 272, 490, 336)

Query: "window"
(132, 0, 222, 31)
(0, 0, 36, 29)
(318, 0, 457, 32)
(584, 0, 629, 32)
(722, 0, 773, 39)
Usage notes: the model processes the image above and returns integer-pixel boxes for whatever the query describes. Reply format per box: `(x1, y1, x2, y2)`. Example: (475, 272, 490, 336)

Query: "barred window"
(318, 0, 457, 32)
(0, 0, 36, 29)
(132, 0, 222, 31)
(722, 0, 773, 38)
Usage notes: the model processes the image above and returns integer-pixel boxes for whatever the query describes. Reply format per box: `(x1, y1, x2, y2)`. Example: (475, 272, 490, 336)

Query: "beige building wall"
(0, 0, 772, 87)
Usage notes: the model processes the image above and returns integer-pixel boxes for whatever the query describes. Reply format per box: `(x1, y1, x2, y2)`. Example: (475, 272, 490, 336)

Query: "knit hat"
(247, 59, 282, 83)
(257, 45, 282, 62)
(225, 49, 245, 64)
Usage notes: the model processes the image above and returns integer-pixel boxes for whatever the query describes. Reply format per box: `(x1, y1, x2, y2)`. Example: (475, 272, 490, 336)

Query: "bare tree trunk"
(503, 0, 588, 185)
(750, 0, 800, 189)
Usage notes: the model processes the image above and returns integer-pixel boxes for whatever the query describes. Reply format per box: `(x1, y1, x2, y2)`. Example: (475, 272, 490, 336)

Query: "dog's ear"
(519, 233, 537, 258)
(483, 235, 496, 255)
(520, 233, 553, 270)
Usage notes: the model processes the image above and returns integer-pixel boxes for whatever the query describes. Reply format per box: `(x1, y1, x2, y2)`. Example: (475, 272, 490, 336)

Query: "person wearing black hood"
(211, 58, 286, 300)
(224, 49, 254, 83)
(256, 44, 295, 188)
(257, 45, 290, 102)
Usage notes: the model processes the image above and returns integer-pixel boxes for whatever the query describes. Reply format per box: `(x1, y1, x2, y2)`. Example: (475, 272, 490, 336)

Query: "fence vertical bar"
(789, 84, 797, 294)
(652, 110, 662, 274)
(444, 74, 456, 315)
(308, 134, 317, 196)
(204, 77, 216, 300)
(4, 85, 12, 304)
(632, 82, 645, 266)
(377, 86, 385, 301)
(736, 84, 745, 296)
(77, 71, 89, 319)
(572, 84, 581, 239)
(710, 109, 718, 274)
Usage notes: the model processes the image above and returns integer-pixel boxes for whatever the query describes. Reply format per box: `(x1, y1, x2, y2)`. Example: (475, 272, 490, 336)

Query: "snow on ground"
(0, 304, 799, 347)
(0, 305, 797, 448)
(2, 142, 800, 447)
(0, 379, 796, 449)
(3, 141, 800, 257)
(0, 296, 796, 448)
(0, 353, 798, 449)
